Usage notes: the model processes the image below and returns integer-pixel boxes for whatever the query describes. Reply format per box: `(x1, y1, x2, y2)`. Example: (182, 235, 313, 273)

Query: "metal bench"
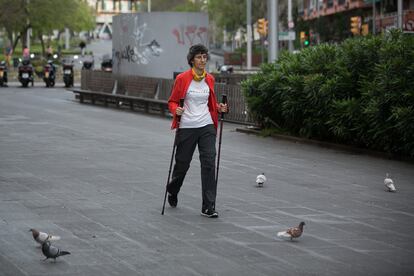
(71, 77, 169, 117)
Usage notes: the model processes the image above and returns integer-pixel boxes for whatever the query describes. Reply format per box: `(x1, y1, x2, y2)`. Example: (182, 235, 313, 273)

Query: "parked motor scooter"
(82, 56, 94, 70)
(219, 64, 234, 74)
(0, 61, 8, 87)
(62, 61, 74, 88)
(101, 55, 112, 72)
(18, 58, 34, 87)
(43, 60, 56, 87)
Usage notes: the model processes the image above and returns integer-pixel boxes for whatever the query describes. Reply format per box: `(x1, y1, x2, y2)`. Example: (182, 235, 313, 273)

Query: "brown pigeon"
(277, 222, 305, 241)
(29, 229, 60, 245)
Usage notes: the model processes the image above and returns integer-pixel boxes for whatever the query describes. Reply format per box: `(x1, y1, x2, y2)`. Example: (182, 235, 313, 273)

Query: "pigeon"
(384, 173, 396, 192)
(256, 173, 266, 187)
(277, 222, 305, 241)
(41, 241, 70, 261)
(29, 229, 61, 245)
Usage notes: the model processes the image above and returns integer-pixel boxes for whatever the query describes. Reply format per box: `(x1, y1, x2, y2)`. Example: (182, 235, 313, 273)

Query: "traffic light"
(257, 18, 268, 36)
(300, 31, 309, 47)
(350, 16, 361, 35)
(361, 24, 369, 36)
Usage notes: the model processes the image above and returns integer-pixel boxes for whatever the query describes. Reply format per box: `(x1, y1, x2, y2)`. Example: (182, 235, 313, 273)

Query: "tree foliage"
(0, 0, 95, 53)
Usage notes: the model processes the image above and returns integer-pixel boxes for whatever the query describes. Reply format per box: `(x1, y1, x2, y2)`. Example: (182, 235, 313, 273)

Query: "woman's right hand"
(176, 107, 184, 116)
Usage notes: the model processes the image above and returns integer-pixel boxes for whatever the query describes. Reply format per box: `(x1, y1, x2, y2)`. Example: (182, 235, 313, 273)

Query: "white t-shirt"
(180, 79, 213, 128)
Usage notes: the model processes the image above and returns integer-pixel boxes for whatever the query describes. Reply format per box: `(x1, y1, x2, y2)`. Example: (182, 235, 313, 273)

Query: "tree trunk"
(20, 31, 27, 50)
(8, 30, 20, 53)
(39, 34, 45, 57)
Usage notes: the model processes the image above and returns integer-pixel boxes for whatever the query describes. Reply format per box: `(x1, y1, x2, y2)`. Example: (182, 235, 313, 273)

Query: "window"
(298, 0, 304, 13)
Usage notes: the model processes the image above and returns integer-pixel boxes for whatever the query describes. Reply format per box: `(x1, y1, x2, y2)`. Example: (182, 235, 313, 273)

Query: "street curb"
(236, 127, 414, 163)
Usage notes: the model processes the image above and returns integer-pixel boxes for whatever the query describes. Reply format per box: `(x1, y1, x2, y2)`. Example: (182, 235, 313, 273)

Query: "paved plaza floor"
(1, 86, 413, 275)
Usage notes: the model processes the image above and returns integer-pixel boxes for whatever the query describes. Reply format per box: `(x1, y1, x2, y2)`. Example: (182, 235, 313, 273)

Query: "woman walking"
(166, 44, 227, 218)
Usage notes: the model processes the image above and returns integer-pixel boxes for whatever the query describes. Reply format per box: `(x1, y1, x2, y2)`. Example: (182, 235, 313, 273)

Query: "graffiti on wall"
(172, 25, 208, 45)
(114, 19, 163, 67)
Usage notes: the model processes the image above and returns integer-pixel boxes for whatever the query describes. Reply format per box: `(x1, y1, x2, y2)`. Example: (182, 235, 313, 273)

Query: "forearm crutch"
(215, 94, 227, 187)
(161, 98, 184, 215)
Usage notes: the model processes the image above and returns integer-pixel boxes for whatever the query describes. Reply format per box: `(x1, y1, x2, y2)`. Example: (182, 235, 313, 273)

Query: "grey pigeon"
(256, 173, 266, 187)
(41, 241, 70, 261)
(29, 229, 60, 245)
(384, 173, 396, 192)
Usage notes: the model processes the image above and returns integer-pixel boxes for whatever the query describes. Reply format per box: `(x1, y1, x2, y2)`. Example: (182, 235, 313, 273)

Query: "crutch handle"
(177, 98, 185, 122)
(221, 94, 228, 117)
(221, 94, 227, 105)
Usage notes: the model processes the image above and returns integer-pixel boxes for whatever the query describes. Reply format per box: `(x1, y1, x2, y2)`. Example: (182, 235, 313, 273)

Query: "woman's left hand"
(219, 103, 228, 113)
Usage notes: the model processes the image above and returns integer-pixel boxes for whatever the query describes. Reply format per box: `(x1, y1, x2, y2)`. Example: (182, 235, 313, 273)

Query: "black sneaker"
(167, 193, 177, 208)
(201, 208, 218, 218)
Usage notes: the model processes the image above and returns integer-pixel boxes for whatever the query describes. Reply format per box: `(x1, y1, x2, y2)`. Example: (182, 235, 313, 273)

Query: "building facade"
(298, 0, 414, 37)
(87, 0, 141, 38)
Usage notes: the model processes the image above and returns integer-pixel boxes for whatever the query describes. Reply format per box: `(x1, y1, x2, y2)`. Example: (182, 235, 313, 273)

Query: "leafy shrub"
(242, 30, 414, 157)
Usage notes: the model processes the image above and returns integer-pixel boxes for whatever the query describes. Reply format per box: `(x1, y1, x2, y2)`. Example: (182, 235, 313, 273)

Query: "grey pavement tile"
(152, 222, 218, 241)
(182, 254, 269, 276)
(371, 250, 414, 271)
(63, 249, 119, 266)
(365, 232, 412, 245)
(252, 198, 297, 208)
(295, 213, 352, 224)
(0, 191, 43, 202)
(388, 240, 414, 251)
(328, 221, 384, 235)
(268, 207, 326, 216)
(311, 246, 407, 275)
(273, 254, 354, 276)
(1, 88, 414, 275)
(36, 208, 90, 223)
(0, 253, 27, 276)
(219, 230, 273, 244)
(195, 222, 246, 234)
(225, 215, 277, 227)
(192, 239, 275, 264)
(0, 181, 32, 193)
(337, 239, 403, 252)
(244, 261, 336, 276)
(252, 210, 300, 220)
(252, 212, 303, 227)
(249, 241, 310, 257)
(274, 235, 337, 249)
(28, 263, 139, 276)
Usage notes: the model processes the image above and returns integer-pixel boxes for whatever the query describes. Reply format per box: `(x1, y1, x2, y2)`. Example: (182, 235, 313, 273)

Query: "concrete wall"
(112, 12, 209, 79)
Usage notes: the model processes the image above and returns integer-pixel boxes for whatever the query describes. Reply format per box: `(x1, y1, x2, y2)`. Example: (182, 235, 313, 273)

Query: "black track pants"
(167, 124, 217, 210)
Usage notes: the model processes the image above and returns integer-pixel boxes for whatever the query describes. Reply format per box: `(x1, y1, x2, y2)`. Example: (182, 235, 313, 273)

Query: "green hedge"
(242, 30, 414, 157)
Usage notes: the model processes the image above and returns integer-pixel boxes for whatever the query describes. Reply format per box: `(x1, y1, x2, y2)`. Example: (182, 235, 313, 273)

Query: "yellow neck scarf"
(192, 68, 206, 82)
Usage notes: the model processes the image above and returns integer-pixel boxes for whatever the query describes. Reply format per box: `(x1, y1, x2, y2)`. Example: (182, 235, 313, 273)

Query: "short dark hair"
(187, 44, 209, 67)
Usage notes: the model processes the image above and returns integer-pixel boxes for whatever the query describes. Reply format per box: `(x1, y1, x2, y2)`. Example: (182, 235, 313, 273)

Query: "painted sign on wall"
(112, 12, 208, 79)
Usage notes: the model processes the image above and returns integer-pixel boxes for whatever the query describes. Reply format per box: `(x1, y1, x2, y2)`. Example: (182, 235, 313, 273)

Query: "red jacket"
(168, 69, 219, 129)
